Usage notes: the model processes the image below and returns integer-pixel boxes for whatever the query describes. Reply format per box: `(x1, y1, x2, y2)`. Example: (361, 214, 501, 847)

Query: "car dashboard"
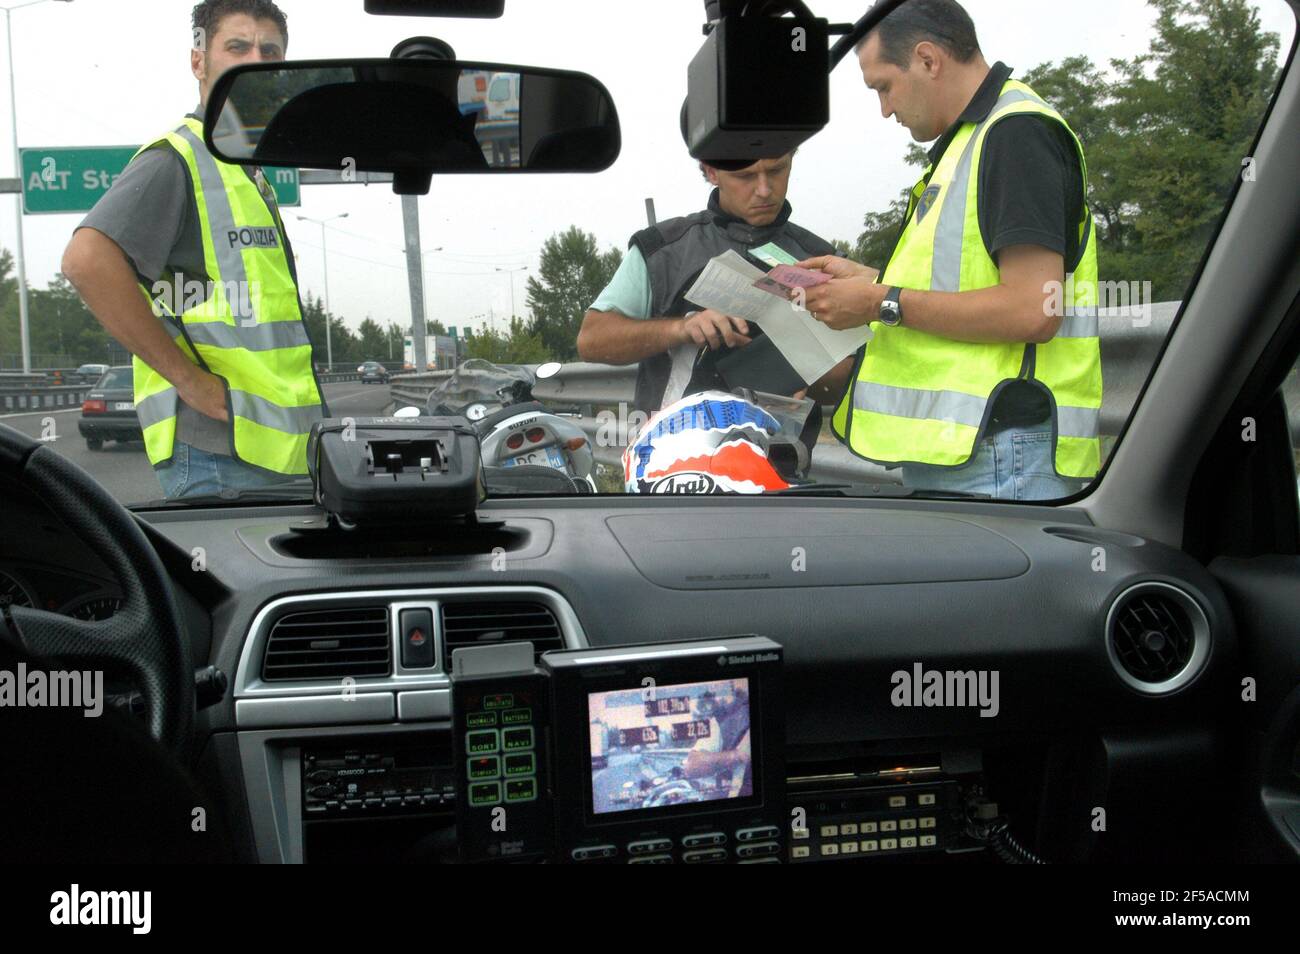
(1, 482, 1240, 864)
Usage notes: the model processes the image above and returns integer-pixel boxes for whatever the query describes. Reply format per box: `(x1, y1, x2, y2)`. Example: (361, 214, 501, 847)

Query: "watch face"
(880, 299, 903, 326)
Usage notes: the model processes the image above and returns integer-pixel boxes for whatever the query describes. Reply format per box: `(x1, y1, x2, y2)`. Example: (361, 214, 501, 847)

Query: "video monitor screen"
(587, 677, 753, 815)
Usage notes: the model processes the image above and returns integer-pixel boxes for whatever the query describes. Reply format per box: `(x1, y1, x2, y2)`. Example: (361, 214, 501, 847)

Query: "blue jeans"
(155, 441, 301, 499)
(899, 420, 1090, 501)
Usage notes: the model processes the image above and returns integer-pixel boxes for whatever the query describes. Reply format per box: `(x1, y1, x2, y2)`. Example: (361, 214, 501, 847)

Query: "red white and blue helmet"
(623, 391, 791, 495)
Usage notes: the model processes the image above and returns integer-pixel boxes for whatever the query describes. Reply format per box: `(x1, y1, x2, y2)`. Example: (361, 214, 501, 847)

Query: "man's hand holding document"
(683, 250, 872, 385)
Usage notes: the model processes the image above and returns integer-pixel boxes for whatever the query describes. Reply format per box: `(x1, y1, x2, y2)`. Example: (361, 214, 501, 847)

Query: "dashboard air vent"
(263, 606, 391, 681)
(441, 601, 564, 660)
(1106, 583, 1209, 694)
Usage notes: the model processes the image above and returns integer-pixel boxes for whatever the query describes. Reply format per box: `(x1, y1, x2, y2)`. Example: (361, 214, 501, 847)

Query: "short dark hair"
(864, 0, 981, 69)
(698, 148, 798, 181)
(192, 0, 289, 50)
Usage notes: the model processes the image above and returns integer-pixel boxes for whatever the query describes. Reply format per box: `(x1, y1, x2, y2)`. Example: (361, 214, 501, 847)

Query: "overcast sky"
(1, 0, 1294, 340)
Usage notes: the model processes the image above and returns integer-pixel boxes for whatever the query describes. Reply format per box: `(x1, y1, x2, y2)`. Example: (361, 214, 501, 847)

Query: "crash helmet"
(623, 390, 791, 495)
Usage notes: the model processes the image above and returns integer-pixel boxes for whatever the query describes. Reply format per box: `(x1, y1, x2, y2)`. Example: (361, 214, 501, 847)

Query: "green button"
(467, 711, 497, 728)
(465, 729, 499, 755)
(468, 756, 500, 780)
(504, 753, 535, 777)
(501, 727, 534, 752)
(504, 777, 537, 803)
(483, 694, 514, 710)
(469, 781, 501, 806)
(501, 707, 532, 725)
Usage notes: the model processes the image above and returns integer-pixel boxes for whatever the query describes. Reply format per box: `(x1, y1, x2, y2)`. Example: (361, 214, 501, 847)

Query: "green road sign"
(20, 146, 300, 214)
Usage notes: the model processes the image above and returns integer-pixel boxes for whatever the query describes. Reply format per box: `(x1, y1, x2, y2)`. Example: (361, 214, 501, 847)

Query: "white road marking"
(0, 407, 83, 421)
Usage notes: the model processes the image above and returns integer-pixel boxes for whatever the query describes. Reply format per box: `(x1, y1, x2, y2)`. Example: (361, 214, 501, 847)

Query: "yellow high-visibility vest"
(132, 117, 323, 476)
(832, 79, 1102, 479)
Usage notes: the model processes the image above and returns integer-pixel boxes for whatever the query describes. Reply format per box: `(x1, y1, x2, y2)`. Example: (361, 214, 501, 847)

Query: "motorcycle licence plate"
(504, 446, 566, 471)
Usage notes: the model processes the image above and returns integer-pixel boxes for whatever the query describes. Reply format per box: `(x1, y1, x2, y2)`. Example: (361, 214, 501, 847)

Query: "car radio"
(450, 636, 785, 863)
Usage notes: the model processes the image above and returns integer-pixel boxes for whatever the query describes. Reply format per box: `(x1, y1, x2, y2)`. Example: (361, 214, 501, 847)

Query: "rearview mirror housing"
(205, 59, 620, 193)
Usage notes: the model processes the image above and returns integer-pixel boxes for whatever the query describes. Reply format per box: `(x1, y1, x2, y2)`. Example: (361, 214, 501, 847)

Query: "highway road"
(0, 382, 394, 506)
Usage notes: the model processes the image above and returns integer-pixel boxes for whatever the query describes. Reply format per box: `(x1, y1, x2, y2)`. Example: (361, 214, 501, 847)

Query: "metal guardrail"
(0, 384, 94, 414)
(390, 303, 1246, 487)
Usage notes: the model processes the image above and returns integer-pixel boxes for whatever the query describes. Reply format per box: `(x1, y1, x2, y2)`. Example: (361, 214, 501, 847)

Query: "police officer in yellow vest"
(62, 0, 325, 499)
(799, 0, 1102, 501)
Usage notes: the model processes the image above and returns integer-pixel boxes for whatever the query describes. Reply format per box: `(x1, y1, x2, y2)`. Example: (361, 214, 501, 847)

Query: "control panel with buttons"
(452, 656, 552, 863)
(301, 742, 457, 819)
(785, 779, 967, 863)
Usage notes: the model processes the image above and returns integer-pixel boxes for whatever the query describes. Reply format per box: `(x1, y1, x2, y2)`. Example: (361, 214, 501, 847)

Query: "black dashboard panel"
(1, 487, 1241, 863)
(108, 496, 1235, 747)
(606, 510, 1031, 587)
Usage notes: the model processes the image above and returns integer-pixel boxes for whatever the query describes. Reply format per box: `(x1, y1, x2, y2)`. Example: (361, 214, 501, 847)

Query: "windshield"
(95, 367, 133, 389)
(4, 0, 1293, 508)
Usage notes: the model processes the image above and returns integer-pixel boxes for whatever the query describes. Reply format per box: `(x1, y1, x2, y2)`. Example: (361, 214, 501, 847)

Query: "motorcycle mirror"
(394, 406, 421, 418)
(535, 362, 562, 380)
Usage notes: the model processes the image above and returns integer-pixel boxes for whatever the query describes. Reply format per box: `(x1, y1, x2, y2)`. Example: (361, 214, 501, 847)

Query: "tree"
(524, 226, 622, 362)
(425, 319, 447, 335)
(463, 317, 550, 364)
(357, 317, 387, 361)
(1103, 0, 1279, 299)
(845, 190, 911, 270)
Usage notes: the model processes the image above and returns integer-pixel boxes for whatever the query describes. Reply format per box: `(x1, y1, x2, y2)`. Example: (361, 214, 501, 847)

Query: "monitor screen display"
(587, 677, 753, 815)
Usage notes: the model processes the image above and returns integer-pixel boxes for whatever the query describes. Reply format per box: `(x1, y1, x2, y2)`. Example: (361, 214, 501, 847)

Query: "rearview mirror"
(205, 59, 620, 188)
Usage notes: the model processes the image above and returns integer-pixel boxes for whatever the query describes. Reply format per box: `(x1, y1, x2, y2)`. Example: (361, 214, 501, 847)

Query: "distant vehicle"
(71, 363, 110, 385)
(484, 72, 520, 123)
(359, 361, 389, 384)
(78, 365, 141, 450)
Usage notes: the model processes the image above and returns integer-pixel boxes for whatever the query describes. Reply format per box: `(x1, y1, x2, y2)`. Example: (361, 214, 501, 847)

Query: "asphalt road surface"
(0, 382, 393, 506)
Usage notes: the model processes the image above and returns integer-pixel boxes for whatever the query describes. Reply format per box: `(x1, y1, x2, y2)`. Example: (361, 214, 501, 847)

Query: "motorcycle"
(398, 359, 597, 494)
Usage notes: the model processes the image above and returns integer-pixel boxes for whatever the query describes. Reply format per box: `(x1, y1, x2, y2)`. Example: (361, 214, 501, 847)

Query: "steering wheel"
(0, 423, 193, 753)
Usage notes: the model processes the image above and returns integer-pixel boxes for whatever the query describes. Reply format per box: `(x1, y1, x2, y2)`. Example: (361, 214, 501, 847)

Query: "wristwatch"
(879, 286, 904, 326)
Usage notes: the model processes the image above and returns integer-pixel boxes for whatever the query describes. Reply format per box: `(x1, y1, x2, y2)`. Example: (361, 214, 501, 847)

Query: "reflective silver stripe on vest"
(852, 380, 987, 429)
(230, 389, 322, 434)
(930, 88, 1052, 293)
(184, 319, 310, 352)
(175, 125, 258, 324)
(1057, 307, 1099, 338)
(854, 380, 1099, 440)
(136, 387, 179, 430)
(1057, 405, 1099, 439)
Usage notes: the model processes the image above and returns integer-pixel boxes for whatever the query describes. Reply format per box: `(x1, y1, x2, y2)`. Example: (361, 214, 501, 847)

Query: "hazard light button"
(399, 608, 435, 668)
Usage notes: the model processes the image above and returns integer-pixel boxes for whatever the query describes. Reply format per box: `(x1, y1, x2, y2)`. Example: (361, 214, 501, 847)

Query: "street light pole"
(4, 0, 74, 375)
(494, 265, 528, 327)
(296, 212, 348, 370)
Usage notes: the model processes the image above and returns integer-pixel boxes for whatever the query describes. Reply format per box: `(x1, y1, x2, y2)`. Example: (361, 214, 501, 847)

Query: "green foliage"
(463, 316, 550, 364)
(524, 225, 622, 362)
(852, 0, 1281, 303)
(0, 253, 118, 367)
(843, 189, 912, 270)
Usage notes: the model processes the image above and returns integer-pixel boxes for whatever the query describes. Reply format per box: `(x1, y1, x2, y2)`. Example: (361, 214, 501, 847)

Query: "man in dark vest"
(577, 152, 846, 415)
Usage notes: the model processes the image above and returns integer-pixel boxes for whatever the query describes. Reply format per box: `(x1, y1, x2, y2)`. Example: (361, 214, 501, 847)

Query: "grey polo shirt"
(77, 111, 282, 456)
